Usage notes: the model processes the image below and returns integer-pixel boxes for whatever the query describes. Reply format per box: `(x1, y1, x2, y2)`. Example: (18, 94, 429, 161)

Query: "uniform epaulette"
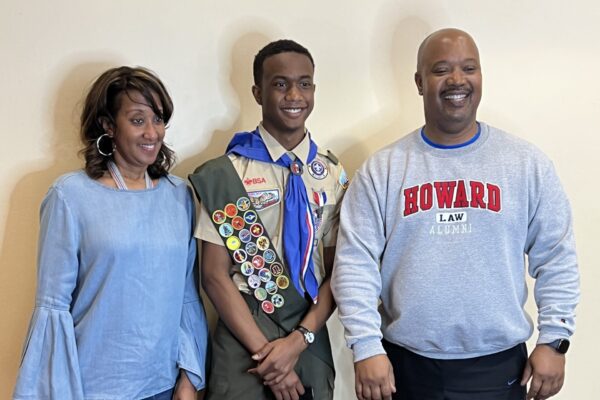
(325, 150, 339, 165)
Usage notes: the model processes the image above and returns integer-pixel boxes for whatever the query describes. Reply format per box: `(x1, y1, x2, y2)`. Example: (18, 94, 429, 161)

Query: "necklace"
(107, 161, 153, 190)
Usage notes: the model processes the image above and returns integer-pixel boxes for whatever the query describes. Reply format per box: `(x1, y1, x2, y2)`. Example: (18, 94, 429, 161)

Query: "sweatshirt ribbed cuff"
(352, 339, 386, 363)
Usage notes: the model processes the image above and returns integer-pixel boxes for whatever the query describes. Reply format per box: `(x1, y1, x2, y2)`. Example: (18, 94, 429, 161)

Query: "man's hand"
(248, 332, 306, 385)
(173, 371, 197, 400)
(521, 344, 566, 400)
(355, 354, 396, 400)
(268, 370, 306, 400)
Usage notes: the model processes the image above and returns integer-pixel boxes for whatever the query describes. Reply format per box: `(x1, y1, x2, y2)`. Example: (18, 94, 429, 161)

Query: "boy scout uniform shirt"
(195, 124, 347, 294)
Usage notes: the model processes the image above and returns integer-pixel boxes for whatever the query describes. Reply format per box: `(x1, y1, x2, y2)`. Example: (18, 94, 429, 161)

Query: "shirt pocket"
(308, 189, 338, 243)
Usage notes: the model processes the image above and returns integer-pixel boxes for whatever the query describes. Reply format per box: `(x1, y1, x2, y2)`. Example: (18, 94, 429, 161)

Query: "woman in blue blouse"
(13, 66, 208, 400)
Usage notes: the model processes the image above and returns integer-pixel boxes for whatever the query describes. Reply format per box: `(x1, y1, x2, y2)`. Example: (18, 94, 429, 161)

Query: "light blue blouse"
(14, 171, 208, 400)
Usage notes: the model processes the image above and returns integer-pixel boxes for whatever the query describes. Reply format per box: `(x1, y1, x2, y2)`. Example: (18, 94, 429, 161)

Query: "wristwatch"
(545, 339, 570, 354)
(295, 325, 315, 345)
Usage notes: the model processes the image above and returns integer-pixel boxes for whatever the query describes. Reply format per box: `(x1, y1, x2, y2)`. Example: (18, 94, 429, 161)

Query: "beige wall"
(1, 1, 598, 398)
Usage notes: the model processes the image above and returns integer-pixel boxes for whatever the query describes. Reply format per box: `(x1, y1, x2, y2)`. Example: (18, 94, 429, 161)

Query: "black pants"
(383, 340, 527, 400)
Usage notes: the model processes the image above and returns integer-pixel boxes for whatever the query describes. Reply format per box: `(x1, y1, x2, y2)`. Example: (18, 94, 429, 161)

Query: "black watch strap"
(546, 339, 570, 354)
(295, 325, 315, 345)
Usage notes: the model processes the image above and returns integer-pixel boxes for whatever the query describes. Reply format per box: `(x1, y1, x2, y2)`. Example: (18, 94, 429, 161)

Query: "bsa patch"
(248, 189, 280, 211)
(212, 210, 226, 224)
(308, 159, 328, 180)
(236, 197, 251, 211)
(224, 203, 238, 218)
(243, 177, 267, 186)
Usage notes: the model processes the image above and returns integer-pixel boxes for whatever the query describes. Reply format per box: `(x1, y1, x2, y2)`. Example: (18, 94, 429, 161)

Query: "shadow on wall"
(173, 30, 273, 328)
(336, 14, 430, 176)
(172, 31, 268, 180)
(0, 60, 119, 394)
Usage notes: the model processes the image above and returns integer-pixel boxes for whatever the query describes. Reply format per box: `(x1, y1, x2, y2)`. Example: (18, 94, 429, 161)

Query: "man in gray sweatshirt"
(331, 28, 579, 400)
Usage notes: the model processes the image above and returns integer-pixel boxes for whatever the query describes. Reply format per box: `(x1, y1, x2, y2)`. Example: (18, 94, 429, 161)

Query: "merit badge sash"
(189, 155, 334, 369)
(189, 155, 312, 333)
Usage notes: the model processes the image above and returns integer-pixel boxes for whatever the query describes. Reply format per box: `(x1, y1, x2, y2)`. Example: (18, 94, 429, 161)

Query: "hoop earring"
(96, 133, 115, 157)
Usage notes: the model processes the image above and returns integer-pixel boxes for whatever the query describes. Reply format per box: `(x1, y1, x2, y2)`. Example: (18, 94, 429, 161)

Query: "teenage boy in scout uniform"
(189, 39, 347, 400)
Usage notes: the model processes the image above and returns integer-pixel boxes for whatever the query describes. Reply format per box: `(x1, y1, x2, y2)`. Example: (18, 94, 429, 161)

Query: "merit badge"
(226, 236, 241, 251)
(308, 159, 328, 180)
(256, 236, 270, 251)
(231, 216, 245, 230)
(212, 210, 226, 224)
(272, 294, 285, 308)
(247, 274, 261, 289)
(265, 280, 278, 295)
(252, 255, 265, 269)
(276, 275, 290, 290)
(258, 267, 272, 282)
(238, 229, 251, 243)
(224, 203, 238, 218)
(236, 197, 251, 211)
(290, 160, 303, 175)
(248, 189, 280, 211)
(270, 263, 283, 276)
(232, 249, 247, 263)
(219, 223, 234, 238)
(262, 300, 275, 314)
(263, 249, 276, 264)
(339, 168, 349, 190)
(243, 210, 258, 224)
(245, 242, 258, 256)
(254, 287, 268, 301)
(250, 223, 264, 237)
(241, 261, 254, 276)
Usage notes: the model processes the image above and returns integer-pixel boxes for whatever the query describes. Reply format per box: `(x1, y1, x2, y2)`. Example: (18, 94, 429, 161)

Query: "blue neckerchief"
(227, 128, 319, 303)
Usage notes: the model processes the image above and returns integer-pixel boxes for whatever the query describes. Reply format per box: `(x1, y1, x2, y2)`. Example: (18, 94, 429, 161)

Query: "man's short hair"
(253, 39, 314, 86)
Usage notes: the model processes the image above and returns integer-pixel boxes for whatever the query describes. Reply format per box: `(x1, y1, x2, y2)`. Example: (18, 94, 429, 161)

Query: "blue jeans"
(142, 387, 174, 400)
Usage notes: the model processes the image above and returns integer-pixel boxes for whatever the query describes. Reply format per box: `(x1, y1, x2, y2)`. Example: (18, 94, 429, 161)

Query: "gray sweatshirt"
(331, 122, 579, 362)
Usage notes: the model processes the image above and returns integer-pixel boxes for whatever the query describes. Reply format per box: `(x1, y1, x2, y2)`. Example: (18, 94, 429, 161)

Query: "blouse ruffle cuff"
(177, 299, 209, 390)
(13, 307, 83, 400)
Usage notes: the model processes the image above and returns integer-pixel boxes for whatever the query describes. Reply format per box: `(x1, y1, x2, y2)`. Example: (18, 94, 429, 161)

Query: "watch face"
(305, 332, 315, 344)
(557, 339, 570, 354)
